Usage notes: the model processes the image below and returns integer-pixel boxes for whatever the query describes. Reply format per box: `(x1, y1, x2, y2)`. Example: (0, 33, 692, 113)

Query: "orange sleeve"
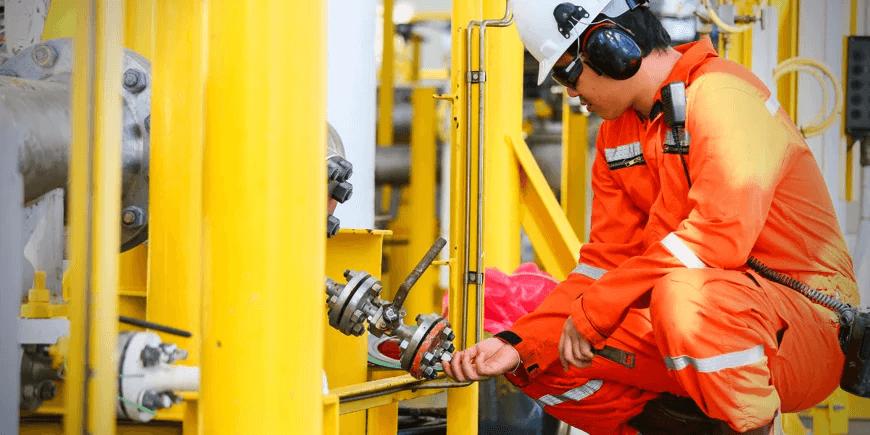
(571, 73, 792, 347)
(500, 125, 648, 380)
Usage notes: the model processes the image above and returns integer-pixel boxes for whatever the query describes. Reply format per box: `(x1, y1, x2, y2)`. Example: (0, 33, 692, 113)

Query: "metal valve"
(324, 237, 453, 380)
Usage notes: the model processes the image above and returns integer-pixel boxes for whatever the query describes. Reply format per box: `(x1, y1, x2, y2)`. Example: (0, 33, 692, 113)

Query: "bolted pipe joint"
(31, 45, 58, 68)
(123, 69, 147, 94)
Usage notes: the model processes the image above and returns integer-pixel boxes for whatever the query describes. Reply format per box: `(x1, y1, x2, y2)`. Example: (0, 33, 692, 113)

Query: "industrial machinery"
(325, 237, 455, 380)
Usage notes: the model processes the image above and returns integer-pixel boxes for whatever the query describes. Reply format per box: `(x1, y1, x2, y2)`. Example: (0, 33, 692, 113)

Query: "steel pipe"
(0, 38, 151, 251)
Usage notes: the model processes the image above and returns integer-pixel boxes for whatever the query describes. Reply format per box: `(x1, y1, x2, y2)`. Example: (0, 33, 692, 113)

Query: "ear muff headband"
(580, 20, 643, 80)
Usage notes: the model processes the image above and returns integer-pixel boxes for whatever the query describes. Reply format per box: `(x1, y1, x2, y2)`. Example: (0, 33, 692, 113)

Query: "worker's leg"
(505, 309, 689, 435)
(649, 269, 843, 432)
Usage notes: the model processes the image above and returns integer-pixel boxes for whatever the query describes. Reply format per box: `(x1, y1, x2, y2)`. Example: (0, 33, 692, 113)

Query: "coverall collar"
(640, 37, 720, 121)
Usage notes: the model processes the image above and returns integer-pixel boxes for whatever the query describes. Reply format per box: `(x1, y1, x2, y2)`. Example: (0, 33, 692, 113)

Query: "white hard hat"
(513, 0, 633, 85)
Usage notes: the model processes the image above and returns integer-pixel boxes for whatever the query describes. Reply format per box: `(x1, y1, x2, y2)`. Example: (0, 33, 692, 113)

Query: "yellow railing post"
(561, 101, 588, 243)
(150, 0, 206, 433)
(404, 86, 441, 318)
(65, 1, 124, 434)
(448, 0, 482, 432)
(201, 1, 326, 434)
(482, 0, 521, 272)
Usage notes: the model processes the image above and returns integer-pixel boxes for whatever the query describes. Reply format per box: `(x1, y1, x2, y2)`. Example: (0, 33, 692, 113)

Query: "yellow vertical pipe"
(448, 0, 481, 432)
(561, 102, 588, 242)
(405, 87, 440, 317)
(379, 0, 395, 148)
(844, 0, 858, 201)
(150, 1, 206, 433)
(778, 0, 799, 120)
(482, 0, 521, 273)
(65, 1, 123, 434)
(124, 0, 152, 58)
(201, 1, 325, 434)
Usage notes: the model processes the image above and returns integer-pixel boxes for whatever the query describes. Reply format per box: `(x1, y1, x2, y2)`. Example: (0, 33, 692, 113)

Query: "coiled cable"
(747, 256, 852, 315)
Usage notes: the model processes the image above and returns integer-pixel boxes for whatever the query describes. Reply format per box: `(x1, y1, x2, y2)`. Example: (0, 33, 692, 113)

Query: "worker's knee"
(649, 270, 711, 344)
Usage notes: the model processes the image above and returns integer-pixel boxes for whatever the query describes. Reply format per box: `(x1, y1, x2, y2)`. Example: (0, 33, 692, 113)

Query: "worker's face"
(553, 50, 634, 120)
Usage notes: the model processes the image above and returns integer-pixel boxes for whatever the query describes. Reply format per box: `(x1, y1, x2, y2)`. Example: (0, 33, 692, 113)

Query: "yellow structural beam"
(379, 0, 396, 148)
(149, 0, 206, 432)
(201, 1, 326, 434)
(512, 135, 582, 281)
(65, 1, 124, 434)
(482, 0, 522, 273)
(561, 102, 588, 242)
(448, 0, 482, 432)
(42, 0, 76, 39)
(404, 87, 441, 318)
(124, 0, 152, 59)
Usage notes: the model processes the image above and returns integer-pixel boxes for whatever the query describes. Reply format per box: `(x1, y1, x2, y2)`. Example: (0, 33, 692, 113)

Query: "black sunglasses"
(551, 42, 586, 89)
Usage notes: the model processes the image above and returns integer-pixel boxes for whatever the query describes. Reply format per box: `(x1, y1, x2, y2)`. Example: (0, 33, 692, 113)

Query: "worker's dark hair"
(596, 6, 671, 56)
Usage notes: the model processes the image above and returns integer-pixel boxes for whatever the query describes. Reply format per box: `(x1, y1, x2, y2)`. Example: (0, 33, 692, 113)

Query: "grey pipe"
(0, 84, 24, 435)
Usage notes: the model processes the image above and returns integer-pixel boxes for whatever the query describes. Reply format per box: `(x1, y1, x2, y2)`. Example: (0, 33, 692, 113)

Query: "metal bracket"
(466, 71, 486, 83)
(466, 271, 483, 284)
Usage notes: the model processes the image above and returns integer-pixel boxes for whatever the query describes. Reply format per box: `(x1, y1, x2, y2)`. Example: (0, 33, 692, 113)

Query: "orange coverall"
(496, 38, 859, 434)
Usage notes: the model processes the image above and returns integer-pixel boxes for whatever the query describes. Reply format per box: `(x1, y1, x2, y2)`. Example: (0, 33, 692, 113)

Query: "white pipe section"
(327, 0, 377, 229)
(855, 166, 870, 306)
(139, 365, 200, 393)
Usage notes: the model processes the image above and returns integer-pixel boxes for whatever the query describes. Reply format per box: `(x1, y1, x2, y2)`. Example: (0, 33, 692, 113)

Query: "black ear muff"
(583, 25, 642, 80)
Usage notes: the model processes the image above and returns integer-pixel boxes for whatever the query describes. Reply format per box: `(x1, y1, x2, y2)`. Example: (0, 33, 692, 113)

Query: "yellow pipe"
(561, 102, 588, 242)
(448, 0, 482, 432)
(405, 87, 441, 317)
(65, 1, 124, 434)
(150, 0, 206, 432)
(201, 1, 325, 434)
(844, 0, 859, 201)
(42, 0, 76, 39)
(777, 0, 799, 120)
(379, 0, 395, 148)
(124, 0, 153, 58)
(482, 0, 521, 273)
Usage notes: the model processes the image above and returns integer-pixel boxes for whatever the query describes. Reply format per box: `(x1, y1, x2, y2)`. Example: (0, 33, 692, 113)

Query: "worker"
(442, 1, 859, 434)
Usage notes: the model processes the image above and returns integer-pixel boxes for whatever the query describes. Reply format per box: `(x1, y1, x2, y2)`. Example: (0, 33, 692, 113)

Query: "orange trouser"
(506, 269, 844, 434)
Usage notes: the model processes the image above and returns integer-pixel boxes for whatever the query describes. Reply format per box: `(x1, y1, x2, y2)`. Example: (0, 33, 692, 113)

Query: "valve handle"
(388, 237, 447, 321)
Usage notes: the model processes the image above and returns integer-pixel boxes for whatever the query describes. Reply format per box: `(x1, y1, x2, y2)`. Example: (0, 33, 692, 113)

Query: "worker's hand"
(559, 316, 595, 370)
(442, 337, 520, 382)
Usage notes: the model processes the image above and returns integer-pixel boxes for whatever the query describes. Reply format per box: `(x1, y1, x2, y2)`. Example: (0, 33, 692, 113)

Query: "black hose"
(118, 316, 192, 338)
(746, 256, 852, 315)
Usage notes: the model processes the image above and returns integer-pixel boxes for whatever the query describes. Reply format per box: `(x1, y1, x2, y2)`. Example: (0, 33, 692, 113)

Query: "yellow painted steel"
(561, 102, 588, 242)
(65, 1, 124, 434)
(776, 0, 799, 120)
(324, 229, 389, 435)
(324, 395, 341, 435)
(448, 0, 482, 431)
(404, 87, 441, 318)
(25, 422, 183, 435)
(808, 389, 850, 435)
(511, 136, 582, 281)
(201, 1, 325, 434)
(782, 413, 808, 435)
(379, 0, 396, 148)
(365, 371, 400, 435)
(21, 271, 68, 318)
(844, 0, 859, 201)
(124, 0, 152, 58)
(482, 0, 522, 273)
(42, 0, 76, 39)
(149, 0, 206, 431)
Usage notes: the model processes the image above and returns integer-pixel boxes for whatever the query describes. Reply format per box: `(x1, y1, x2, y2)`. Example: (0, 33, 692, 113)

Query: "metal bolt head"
(327, 214, 340, 238)
(331, 181, 353, 203)
(121, 206, 146, 229)
(32, 45, 58, 67)
(327, 295, 338, 307)
(123, 69, 147, 93)
(351, 323, 365, 336)
(440, 352, 453, 363)
(141, 345, 161, 367)
(38, 380, 57, 400)
(144, 115, 151, 133)
(399, 340, 409, 351)
(350, 309, 365, 323)
(422, 366, 436, 379)
(441, 342, 455, 353)
(383, 307, 399, 324)
(415, 314, 423, 324)
(422, 352, 435, 365)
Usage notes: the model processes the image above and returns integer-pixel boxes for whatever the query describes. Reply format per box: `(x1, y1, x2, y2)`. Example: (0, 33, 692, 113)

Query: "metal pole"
(66, 0, 124, 434)
(201, 0, 326, 433)
(561, 101, 588, 242)
(0, 83, 24, 435)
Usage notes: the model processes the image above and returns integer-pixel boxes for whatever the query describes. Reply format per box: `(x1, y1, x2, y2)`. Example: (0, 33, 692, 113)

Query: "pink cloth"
(441, 263, 558, 334)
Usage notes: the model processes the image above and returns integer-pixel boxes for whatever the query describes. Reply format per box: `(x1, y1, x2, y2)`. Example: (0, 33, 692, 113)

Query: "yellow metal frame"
(561, 102, 589, 242)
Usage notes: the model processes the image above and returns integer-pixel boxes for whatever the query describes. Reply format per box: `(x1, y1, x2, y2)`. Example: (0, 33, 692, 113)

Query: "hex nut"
(331, 181, 353, 203)
(123, 69, 147, 94)
(144, 115, 151, 133)
(399, 340, 409, 350)
(327, 214, 340, 238)
(121, 206, 146, 229)
(350, 309, 365, 323)
(141, 345, 161, 367)
(31, 45, 58, 67)
(351, 323, 365, 336)
(423, 366, 436, 379)
(422, 352, 435, 365)
(38, 380, 57, 400)
(327, 295, 338, 306)
(440, 352, 453, 363)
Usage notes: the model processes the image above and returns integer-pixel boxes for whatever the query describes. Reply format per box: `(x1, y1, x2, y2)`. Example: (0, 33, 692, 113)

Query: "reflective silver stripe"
(661, 233, 706, 269)
(572, 263, 607, 280)
(604, 142, 642, 163)
(535, 379, 604, 408)
(765, 94, 780, 116)
(664, 345, 765, 373)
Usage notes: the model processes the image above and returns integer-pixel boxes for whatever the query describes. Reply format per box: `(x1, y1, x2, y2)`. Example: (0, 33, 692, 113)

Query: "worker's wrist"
(506, 345, 522, 374)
